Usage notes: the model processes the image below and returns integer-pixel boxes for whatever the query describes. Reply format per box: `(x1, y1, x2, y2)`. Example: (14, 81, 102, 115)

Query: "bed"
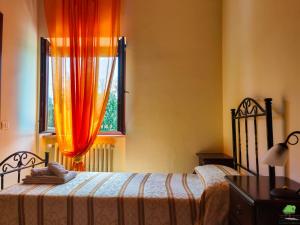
(0, 98, 275, 225)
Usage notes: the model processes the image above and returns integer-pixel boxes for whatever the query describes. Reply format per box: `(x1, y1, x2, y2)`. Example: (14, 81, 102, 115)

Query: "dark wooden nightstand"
(196, 152, 234, 168)
(225, 176, 300, 225)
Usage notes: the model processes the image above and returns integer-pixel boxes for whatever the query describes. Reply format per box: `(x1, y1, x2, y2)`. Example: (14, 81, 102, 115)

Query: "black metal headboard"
(0, 151, 49, 190)
(231, 98, 275, 178)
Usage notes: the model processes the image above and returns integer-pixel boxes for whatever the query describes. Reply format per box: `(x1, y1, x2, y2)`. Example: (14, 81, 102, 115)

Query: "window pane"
(47, 57, 119, 132)
(100, 58, 118, 132)
(47, 57, 55, 131)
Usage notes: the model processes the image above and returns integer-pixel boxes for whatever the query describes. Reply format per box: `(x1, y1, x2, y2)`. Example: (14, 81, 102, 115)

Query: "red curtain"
(44, 0, 120, 170)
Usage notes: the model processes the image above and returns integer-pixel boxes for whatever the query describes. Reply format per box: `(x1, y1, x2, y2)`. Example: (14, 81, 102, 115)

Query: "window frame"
(39, 37, 126, 135)
(39, 38, 50, 133)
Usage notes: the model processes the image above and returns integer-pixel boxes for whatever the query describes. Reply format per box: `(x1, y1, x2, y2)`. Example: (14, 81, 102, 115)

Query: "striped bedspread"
(0, 165, 238, 225)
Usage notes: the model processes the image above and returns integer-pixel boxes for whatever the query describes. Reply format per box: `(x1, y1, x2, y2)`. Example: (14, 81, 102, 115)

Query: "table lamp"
(262, 131, 300, 199)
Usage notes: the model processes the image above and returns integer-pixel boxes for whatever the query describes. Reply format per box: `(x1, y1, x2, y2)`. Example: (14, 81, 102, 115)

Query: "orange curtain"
(44, 0, 120, 169)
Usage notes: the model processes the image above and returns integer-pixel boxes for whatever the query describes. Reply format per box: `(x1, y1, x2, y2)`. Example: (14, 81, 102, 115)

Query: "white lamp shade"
(262, 143, 289, 167)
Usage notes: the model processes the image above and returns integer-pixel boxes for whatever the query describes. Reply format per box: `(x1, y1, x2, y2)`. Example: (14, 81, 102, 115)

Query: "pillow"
(194, 164, 239, 187)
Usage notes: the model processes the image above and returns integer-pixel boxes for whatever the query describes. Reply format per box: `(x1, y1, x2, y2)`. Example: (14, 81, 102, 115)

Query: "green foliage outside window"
(47, 85, 118, 132)
(101, 91, 118, 131)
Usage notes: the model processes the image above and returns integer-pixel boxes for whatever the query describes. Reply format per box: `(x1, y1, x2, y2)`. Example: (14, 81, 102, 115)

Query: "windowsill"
(39, 131, 55, 137)
(99, 131, 125, 137)
(39, 132, 125, 138)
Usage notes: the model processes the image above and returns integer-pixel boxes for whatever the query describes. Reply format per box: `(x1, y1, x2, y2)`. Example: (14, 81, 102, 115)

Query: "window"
(39, 37, 126, 134)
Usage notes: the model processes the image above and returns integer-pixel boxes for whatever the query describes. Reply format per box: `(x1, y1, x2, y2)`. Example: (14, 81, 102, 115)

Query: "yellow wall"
(0, 0, 38, 186)
(222, 0, 300, 182)
(123, 0, 223, 172)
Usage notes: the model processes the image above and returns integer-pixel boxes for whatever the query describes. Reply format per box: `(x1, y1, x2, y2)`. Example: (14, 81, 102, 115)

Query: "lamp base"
(270, 187, 300, 199)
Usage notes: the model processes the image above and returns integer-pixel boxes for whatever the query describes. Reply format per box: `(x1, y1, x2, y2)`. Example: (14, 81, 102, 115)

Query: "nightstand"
(225, 176, 300, 225)
(196, 152, 234, 168)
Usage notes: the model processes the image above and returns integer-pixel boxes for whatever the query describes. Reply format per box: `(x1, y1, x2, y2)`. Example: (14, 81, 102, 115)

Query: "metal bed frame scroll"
(0, 151, 49, 190)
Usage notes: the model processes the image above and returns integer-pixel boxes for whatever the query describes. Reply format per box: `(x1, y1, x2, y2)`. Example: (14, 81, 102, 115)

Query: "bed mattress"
(0, 164, 238, 225)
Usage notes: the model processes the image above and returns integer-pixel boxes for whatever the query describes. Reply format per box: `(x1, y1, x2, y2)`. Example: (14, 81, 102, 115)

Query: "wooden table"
(225, 175, 300, 225)
(196, 152, 234, 168)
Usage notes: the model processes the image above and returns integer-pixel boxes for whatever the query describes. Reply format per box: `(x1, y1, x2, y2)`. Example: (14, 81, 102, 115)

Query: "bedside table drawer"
(229, 186, 254, 225)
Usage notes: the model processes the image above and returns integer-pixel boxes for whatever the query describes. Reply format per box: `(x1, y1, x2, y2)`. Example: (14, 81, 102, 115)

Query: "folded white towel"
(48, 162, 68, 177)
(31, 167, 54, 176)
(23, 171, 77, 184)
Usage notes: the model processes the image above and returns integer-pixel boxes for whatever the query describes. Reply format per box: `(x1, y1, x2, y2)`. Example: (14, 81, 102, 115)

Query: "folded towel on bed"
(26, 162, 73, 185)
(22, 171, 77, 184)
(31, 167, 54, 176)
(48, 162, 68, 177)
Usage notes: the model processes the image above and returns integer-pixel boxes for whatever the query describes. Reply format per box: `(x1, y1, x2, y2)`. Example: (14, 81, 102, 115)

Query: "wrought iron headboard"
(0, 151, 49, 190)
(231, 98, 275, 178)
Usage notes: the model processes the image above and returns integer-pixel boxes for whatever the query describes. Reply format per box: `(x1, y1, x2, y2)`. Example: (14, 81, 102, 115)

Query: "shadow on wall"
(275, 98, 290, 178)
(258, 96, 289, 177)
(24, 0, 37, 18)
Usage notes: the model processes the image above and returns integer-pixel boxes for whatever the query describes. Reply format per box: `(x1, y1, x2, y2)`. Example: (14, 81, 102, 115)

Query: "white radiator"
(47, 143, 114, 172)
